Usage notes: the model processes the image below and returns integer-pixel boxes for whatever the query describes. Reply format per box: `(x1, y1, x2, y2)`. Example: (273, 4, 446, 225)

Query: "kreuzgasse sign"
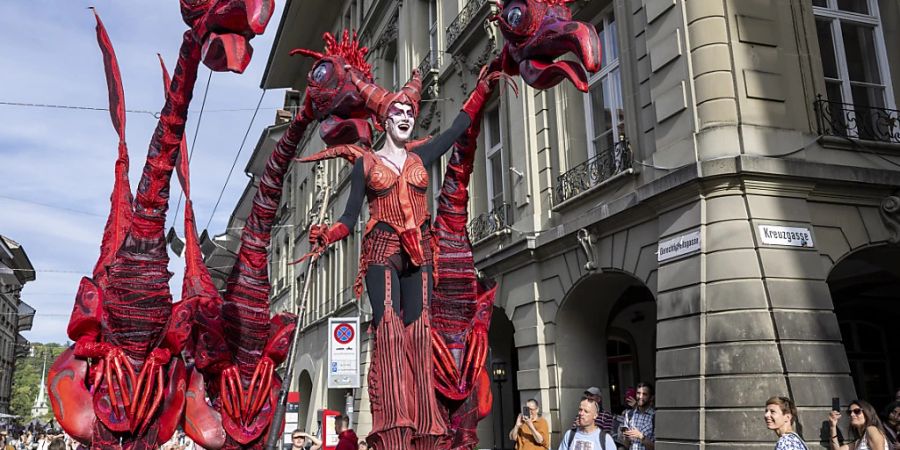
(758, 225, 814, 248)
(657, 230, 702, 262)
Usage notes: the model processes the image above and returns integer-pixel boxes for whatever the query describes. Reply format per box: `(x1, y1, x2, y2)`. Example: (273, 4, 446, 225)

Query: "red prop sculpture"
(47, 1, 274, 448)
(493, 0, 602, 92)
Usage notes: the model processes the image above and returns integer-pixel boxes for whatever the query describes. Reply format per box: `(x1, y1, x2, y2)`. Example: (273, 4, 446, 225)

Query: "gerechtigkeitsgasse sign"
(758, 225, 814, 248)
(657, 230, 702, 262)
(328, 317, 360, 388)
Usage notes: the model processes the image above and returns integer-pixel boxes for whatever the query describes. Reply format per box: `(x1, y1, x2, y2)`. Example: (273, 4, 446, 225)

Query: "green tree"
(10, 343, 67, 421)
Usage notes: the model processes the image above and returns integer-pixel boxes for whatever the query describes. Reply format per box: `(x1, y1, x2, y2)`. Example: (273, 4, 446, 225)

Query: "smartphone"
(832, 397, 840, 412)
(522, 406, 530, 417)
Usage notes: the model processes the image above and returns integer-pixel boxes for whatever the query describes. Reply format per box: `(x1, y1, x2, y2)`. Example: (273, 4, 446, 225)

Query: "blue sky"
(0, 2, 287, 344)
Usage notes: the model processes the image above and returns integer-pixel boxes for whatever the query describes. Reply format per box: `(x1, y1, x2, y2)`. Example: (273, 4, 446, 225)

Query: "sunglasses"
(848, 408, 864, 416)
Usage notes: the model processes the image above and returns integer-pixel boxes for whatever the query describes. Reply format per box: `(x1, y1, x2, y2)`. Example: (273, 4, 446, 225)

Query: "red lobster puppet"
(47, 2, 275, 449)
(493, 0, 601, 92)
(178, 31, 367, 450)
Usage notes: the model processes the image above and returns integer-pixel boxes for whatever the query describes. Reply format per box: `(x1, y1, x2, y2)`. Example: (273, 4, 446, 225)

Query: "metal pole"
(264, 183, 332, 450)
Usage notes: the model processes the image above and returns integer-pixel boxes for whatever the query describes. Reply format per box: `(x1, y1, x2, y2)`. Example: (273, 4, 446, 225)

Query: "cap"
(584, 387, 601, 397)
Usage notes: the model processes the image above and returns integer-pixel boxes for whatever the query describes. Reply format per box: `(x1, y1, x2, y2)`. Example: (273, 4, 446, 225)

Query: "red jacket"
(336, 429, 358, 450)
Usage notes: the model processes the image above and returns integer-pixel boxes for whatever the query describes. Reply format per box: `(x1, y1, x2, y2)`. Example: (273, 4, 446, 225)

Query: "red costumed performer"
(303, 60, 503, 449)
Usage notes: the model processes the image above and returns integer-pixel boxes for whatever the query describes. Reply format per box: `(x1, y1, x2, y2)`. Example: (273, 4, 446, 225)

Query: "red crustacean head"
(494, 0, 601, 92)
(180, 0, 276, 73)
(291, 30, 376, 146)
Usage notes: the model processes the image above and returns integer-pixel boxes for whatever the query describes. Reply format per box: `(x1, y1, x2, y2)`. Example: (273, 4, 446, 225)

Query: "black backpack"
(564, 428, 606, 450)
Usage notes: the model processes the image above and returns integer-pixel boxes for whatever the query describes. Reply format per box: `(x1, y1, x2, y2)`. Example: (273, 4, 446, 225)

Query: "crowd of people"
(509, 383, 656, 450)
(508, 385, 900, 450)
(2, 386, 895, 450)
(0, 428, 196, 450)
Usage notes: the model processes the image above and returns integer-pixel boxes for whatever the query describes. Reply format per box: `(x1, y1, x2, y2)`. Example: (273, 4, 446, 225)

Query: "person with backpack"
(559, 397, 616, 450)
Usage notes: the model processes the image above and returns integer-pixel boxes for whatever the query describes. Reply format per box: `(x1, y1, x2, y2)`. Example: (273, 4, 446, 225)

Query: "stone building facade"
(217, 0, 900, 447)
(0, 236, 36, 415)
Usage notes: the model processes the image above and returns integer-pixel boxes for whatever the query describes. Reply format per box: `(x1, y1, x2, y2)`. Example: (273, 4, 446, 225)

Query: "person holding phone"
(621, 383, 655, 450)
(509, 399, 550, 449)
(828, 400, 890, 450)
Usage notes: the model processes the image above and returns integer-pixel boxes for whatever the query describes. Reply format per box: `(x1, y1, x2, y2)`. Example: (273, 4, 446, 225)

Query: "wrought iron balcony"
(446, 0, 489, 50)
(814, 96, 900, 144)
(468, 202, 512, 244)
(555, 138, 633, 206)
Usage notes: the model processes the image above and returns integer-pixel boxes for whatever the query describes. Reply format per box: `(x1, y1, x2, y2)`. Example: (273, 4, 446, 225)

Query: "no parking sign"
(328, 317, 360, 388)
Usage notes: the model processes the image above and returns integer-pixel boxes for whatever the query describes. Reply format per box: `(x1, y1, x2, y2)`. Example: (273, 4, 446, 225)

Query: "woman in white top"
(829, 400, 890, 450)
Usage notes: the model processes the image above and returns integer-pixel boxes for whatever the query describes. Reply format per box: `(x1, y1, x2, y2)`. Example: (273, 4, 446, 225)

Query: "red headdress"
(349, 68, 422, 124)
(290, 30, 372, 79)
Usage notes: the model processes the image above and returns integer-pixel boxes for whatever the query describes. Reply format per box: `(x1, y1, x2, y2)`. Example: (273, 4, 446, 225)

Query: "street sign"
(758, 224, 814, 248)
(328, 317, 360, 388)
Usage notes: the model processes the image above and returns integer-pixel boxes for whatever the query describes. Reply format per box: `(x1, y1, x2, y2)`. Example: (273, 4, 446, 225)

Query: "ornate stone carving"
(577, 228, 598, 271)
(370, 14, 399, 53)
(881, 192, 900, 244)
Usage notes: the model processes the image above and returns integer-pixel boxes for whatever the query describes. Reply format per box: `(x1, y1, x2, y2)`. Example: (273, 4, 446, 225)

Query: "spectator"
(357, 440, 369, 450)
(620, 382, 654, 450)
(559, 397, 616, 450)
(881, 401, 899, 450)
(509, 398, 550, 449)
(764, 396, 807, 450)
(580, 387, 615, 433)
(335, 415, 358, 450)
(289, 429, 322, 450)
(47, 439, 65, 450)
(828, 399, 889, 450)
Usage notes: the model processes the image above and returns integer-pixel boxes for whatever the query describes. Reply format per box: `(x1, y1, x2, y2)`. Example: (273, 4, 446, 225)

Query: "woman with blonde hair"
(765, 396, 808, 449)
(829, 399, 890, 450)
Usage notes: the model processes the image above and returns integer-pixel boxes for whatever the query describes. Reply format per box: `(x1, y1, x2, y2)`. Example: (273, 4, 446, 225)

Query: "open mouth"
(398, 123, 411, 132)
(500, 7, 601, 93)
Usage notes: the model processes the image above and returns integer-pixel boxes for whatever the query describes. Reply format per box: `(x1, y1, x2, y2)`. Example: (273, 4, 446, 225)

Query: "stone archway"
(556, 270, 656, 421)
(481, 305, 519, 449)
(827, 244, 900, 411)
(297, 370, 314, 432)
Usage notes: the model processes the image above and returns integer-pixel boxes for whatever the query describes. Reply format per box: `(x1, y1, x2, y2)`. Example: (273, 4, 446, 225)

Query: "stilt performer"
(47, 1, 275, 448)
(297, 0, 602, 445)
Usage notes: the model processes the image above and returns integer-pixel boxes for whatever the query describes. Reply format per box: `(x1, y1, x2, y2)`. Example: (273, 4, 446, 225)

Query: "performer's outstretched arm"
(413, 112, 471, 166)
(337, 159, 366, 231)
(413, 67, 500, 166)
(310, 159, 365, 246)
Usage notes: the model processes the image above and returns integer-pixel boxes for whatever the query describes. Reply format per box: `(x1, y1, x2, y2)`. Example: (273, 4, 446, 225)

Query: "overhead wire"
(204, 89, 267, 230)
(169, 70, 213, 227)
(0, 100, 282, 116)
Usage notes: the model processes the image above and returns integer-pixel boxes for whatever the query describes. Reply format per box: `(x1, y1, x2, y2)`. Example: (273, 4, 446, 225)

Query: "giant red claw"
(493, 0, 602, 92)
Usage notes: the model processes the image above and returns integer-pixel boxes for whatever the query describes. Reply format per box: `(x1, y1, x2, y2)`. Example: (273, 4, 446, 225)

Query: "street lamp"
(492, 361, 508, 450)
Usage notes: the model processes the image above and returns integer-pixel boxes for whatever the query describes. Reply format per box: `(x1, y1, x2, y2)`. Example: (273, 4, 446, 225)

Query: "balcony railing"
(814, 96, 900, 144)
(417, 51, 440, 96)
(468, 202, 512, 243)
(446, 0, 489, 50)
(555, 138, 633, 206)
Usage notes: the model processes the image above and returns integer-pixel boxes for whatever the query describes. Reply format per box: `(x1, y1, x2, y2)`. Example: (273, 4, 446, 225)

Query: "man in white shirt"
(559, 398, 617, 450)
